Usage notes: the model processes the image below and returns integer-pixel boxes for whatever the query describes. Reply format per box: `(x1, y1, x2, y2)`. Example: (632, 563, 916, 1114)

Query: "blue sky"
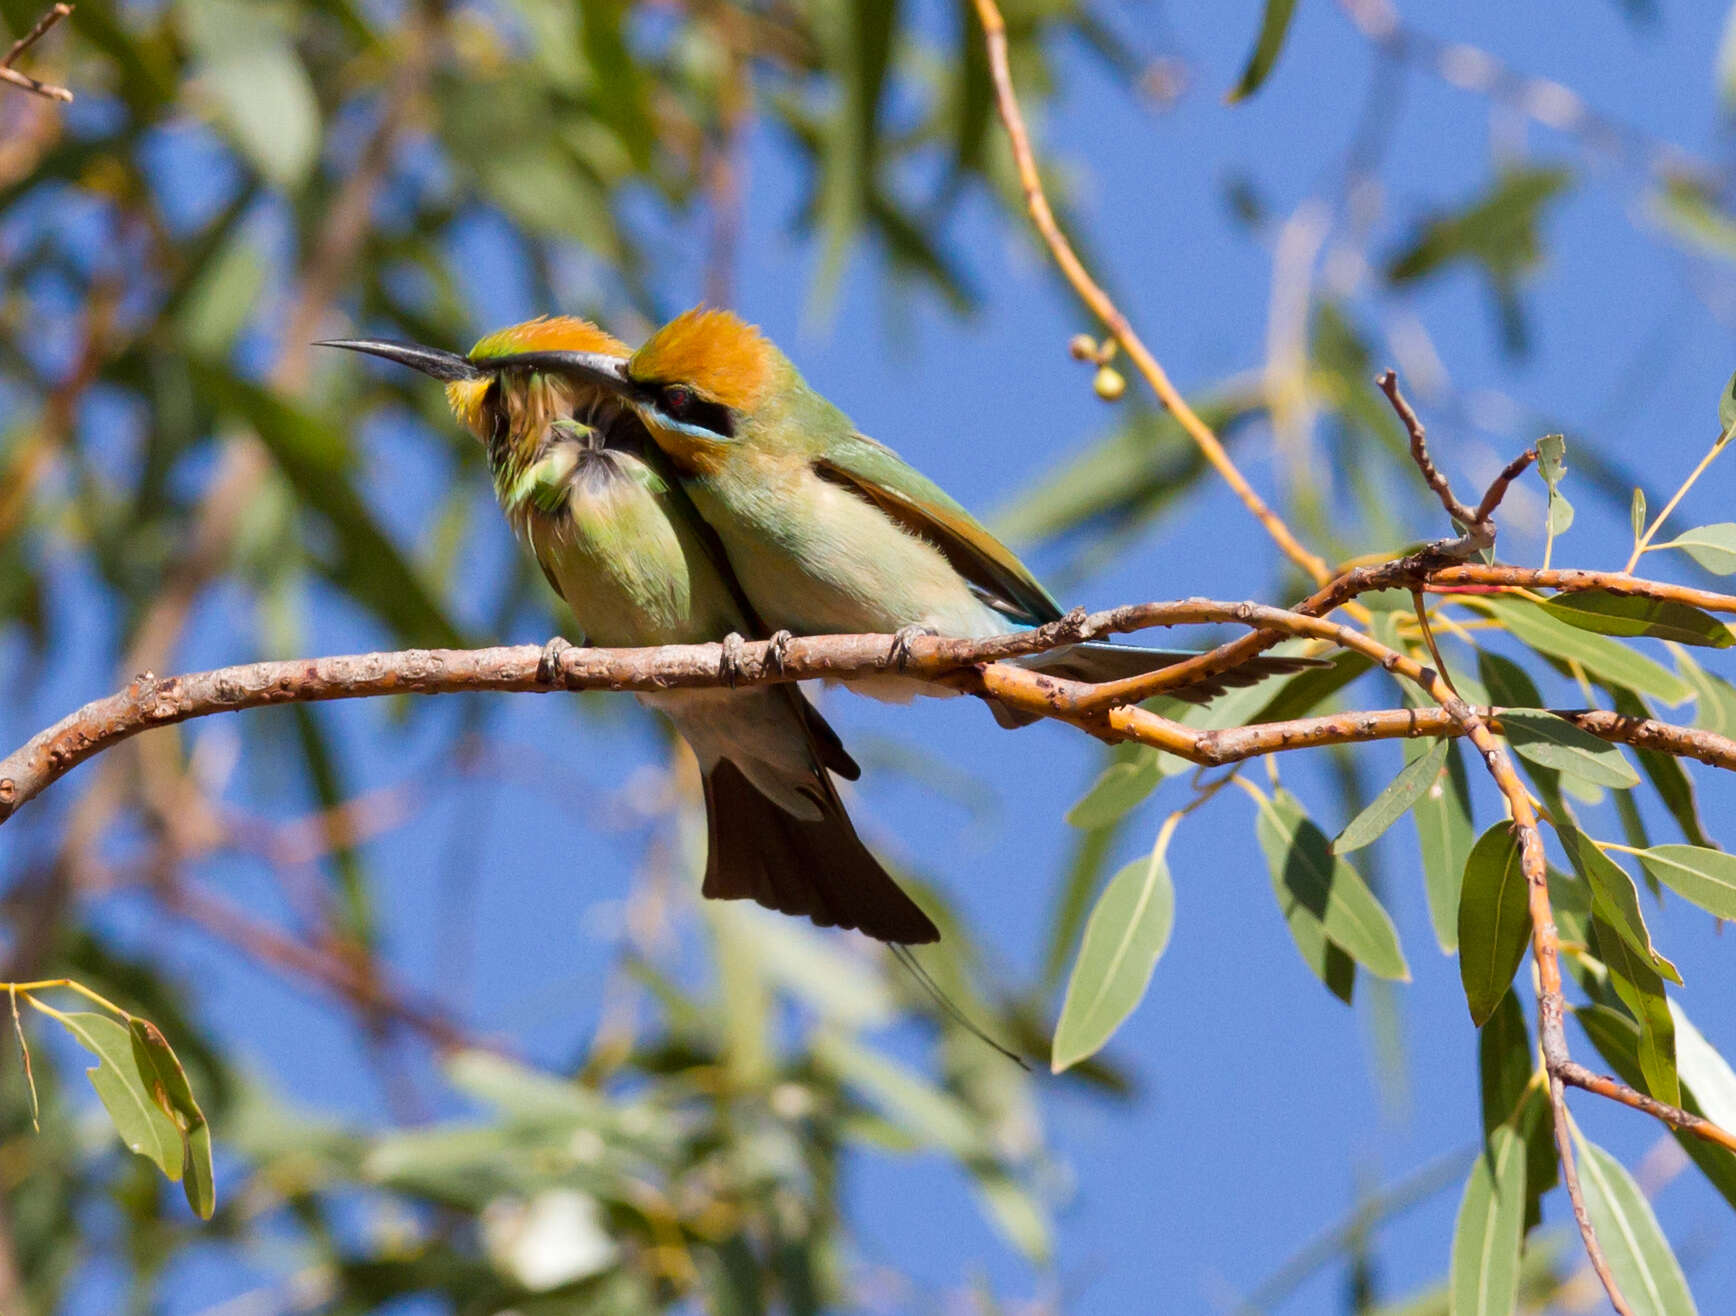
(11, 0, 1736, 1311)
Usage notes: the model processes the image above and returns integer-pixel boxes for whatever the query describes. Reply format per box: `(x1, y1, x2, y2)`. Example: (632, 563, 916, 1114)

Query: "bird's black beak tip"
(315, 337, 483, 382)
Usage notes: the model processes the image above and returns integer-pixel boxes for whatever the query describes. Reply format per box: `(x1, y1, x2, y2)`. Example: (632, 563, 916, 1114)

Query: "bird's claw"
(888, 624, 937, 673)
(538, 636, 574, 687)
(765, 630, 794, 676)
(718, 632, 747, 688)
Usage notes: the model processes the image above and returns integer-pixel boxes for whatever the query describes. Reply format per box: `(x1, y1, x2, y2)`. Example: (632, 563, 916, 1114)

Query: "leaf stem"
(3, 978, 131, 1019)
(1626, 427, 1734, 572)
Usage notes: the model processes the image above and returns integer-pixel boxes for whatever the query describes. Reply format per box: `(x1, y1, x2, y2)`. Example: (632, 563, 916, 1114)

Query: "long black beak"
(477, 349, 636, 398)
(314, 338, 484, 382)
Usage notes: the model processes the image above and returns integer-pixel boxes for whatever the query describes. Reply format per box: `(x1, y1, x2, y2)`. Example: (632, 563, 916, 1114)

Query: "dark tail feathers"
(701, 758, 939, 944)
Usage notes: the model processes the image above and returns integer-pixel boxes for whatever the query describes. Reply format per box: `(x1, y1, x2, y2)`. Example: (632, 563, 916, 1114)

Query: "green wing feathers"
(816, 433, 1062, 626)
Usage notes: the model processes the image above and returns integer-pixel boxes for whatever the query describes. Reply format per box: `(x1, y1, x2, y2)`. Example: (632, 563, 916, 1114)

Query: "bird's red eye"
(661, 385, 694, 417)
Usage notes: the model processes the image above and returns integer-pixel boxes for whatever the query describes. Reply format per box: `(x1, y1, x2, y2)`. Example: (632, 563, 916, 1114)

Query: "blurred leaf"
(1497, 711, 1640, 789)
(1064, 752, 1173, 829)
(1652, 177, 1736, 262)
(1636, 845, 1736, 920)
(1656, 522, 1736, 575)
(1333, 739, 1446, 855)
(1386, 168, 1573, 354)
(1457, 824, 1532, 1027)
(1540, 591, 1732, 648)
(1252, 787, 1409, 990)
(1722, 368, 1736, 434)
(1574, 1135, 1699, 1315)
(578, 0, 654, 169)
(745, 912, 895, 1029)
(1226, 0, 1297, 102)
(1447, 1121, 1525, 1316)
(812, 0, 900, 307)
(1471, 595, 1691, 703)
(814, 1035, 984, 1159)
(1052, 820, 1176, 1072)
(195, 365, 465, 647)
(1675, 646, 1736, 734)
(178, 0, 322, 188)
(993, 391, 1260, 546)
(178, 228, 267, 357)
(1631, 487, 1648, 544)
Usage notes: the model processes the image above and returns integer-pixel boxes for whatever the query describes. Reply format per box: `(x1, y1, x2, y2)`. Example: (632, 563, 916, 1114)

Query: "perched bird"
(508, 306, 1313, 720)
(317, 319, 938, 944)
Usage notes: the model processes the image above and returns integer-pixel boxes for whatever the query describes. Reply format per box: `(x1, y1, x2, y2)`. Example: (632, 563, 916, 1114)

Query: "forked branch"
(0, 4, 73, 102)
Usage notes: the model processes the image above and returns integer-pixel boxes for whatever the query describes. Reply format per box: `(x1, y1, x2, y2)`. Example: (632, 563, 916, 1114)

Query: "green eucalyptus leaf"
(1250, 650, 1376, 724)
(1631, 487, 1648, 544)
(1657, 522, 1736, 574)
(128, 1019, 216, 1219)
(1497, 710, 1640, 789)
(1051, 824, 1177, 1072)
(1458, 824, 1533, 1027)
(1591, 914, 1679, 1106)
(1608, 687, 1715, 848)
(1064, 753, 1170, 829)
(1579, 1004, 1736, 1213)
(1537, 433, 1567, 487)
(1540, 591, 1733, 648)
(1575, 1136, 1699, 1315)
(1721, 368, 1736, 435)
(1675, 646, 1736, 734)
(1636, 845, 1736, 920)
(1413, 737, 1476, 953)
(1333, 738, 1447, 854)
(1553, 825, 1680, 982)
(54, 1013, 184, 1180)
(1472, 596, 1691, 703)
(1253, 787, 1409, 990)
(1447, 1122, 1526, 1316)
(1478, 992, 1534, 1134)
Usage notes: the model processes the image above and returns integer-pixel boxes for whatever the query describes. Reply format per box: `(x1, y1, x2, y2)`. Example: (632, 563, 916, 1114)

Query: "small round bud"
(1068, 333, 1098, 362)
(1093, 365, 1126, 401)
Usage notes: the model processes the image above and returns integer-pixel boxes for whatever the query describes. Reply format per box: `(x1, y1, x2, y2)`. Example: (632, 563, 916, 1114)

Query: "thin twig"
(1379, 369, 1480, 528)
(0, 4, 73, 102)
(1472, 447, 1539, 524)
(1559, 1060, 1736, 1156)
(1550, 1075, 1633, 1314)
(970, 0, 1332, 587)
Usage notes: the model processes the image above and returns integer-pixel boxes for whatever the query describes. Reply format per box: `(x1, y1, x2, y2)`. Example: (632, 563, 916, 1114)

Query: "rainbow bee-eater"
(317, 318, 938, 944)
(504, 306, 1312, 719)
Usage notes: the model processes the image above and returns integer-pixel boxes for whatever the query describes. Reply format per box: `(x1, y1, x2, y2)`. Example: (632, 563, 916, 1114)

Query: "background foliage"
(5, 0, 1736, 1312)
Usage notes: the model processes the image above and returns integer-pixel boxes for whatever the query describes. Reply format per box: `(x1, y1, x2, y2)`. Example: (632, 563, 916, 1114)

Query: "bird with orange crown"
(320, 311, 1303, 942)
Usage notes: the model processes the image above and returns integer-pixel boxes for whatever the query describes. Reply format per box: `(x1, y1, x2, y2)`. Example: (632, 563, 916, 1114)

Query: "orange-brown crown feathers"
(443, 315, 631, 437)
(629, 307, 777, 414)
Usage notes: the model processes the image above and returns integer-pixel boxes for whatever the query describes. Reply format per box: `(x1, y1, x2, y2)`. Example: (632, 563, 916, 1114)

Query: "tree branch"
(0, 3, 73, 102)
(969, 0, 1332, 587)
